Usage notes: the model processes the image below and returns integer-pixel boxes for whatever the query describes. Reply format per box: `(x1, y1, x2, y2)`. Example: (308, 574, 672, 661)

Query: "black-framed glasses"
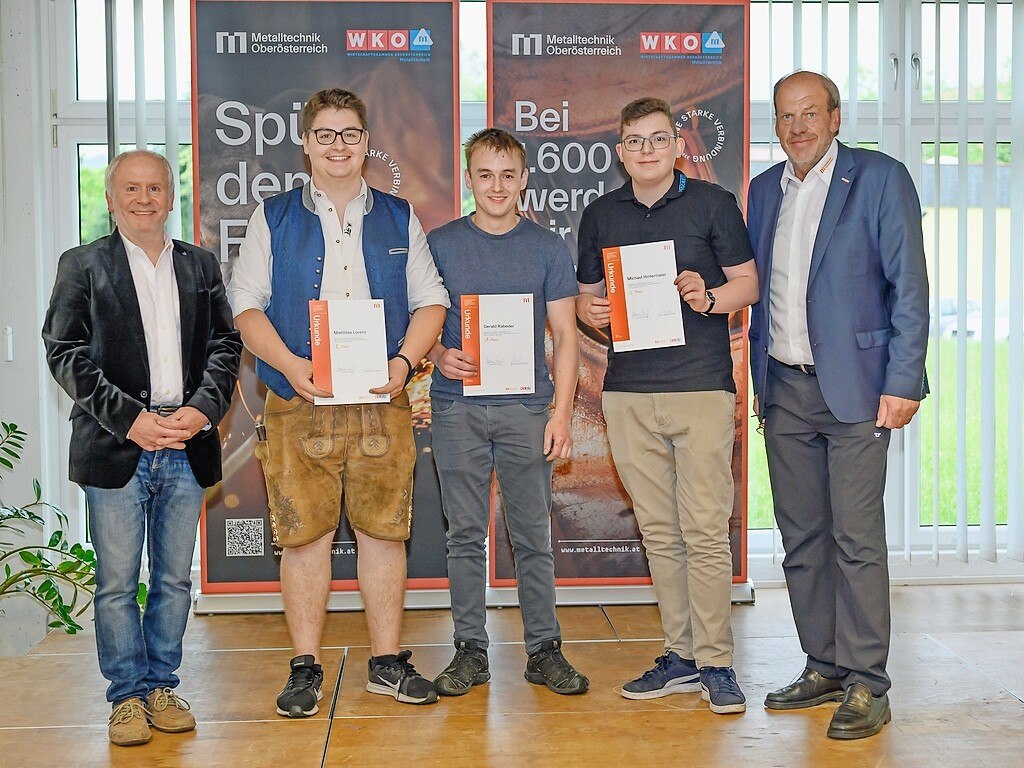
(620, 132, 677, 152)
(307, 127, 366, 146)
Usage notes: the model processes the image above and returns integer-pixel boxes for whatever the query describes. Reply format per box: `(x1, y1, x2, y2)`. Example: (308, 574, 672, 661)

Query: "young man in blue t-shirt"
(426, 128, 588, 696)
(576, 97, 758, 714)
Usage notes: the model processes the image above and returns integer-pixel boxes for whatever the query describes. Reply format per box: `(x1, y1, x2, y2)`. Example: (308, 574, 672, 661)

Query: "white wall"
(0, 0, 58, 656)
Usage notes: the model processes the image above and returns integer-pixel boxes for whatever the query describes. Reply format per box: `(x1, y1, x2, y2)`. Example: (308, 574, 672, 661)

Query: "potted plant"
(0, 421, 96, 633)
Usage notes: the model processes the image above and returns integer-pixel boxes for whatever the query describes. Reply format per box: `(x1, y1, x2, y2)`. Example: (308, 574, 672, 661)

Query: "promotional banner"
(193, 0, 459, 593)
(488, 0, 750, 587)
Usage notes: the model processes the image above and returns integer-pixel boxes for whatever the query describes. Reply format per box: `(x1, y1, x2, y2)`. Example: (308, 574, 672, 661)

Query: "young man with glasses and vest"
(229, 88, 449, 715)
(575, 97, 758, 714)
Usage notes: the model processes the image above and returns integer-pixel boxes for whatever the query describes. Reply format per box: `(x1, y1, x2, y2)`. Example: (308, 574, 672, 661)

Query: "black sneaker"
(434, 640, 490, 697)
(366, 650, 439, 705)
(276, 654, 324, 717)
(524, 639, 589, 695)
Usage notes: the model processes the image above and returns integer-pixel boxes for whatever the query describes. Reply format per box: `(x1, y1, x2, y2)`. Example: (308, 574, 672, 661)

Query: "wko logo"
(511, 33, 542, 56)
(639, 31, 725, 57)
(346, 28, 433, 52)
(216, 32, 247, 54)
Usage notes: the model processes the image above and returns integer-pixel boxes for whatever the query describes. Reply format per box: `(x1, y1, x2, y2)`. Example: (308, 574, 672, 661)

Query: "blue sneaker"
(699, 666, 746, 714)
(620, 651, 701, 699)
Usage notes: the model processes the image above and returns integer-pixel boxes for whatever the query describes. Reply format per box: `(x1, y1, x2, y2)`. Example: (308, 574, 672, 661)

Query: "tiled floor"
(3, 584, 1023, 767)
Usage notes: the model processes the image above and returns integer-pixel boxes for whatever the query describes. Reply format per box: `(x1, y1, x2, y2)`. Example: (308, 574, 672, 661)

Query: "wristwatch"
(700, 289, 716, 317)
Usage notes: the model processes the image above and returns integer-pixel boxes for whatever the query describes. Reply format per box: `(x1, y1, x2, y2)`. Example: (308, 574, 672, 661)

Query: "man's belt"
(148, 404, 181, 417)
(773, 359, 816, 376)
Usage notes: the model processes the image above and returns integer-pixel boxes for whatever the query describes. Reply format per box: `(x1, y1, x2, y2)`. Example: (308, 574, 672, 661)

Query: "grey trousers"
(764, 358, 892, 695)
(430, 399, 561, 654)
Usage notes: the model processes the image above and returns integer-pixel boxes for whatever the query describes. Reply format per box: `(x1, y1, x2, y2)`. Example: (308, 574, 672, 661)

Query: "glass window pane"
(921, 1, 1013, 103)
(749, 142, 787, 180)
(747, 372, 772, 530)
(854, 4, 880, 100)
(918, 141, 1012, 526)
(78, 145, 111, 243)
(460, 0, 486, 103)
(750, 2, 880, 104)
(78, 143, 193, 245)
(75, 0, 191, 102)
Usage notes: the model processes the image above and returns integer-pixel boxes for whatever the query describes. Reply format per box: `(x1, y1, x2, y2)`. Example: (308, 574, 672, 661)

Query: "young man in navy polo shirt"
(576, 97, 758, 714)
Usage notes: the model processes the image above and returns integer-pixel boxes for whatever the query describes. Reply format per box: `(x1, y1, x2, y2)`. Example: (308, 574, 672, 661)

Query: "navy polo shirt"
(576, 170, 754, 394)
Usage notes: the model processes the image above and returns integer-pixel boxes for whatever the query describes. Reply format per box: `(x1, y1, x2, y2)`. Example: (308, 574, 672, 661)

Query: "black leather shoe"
(764, 668, 844, 710)
(826, 683, 891, 740)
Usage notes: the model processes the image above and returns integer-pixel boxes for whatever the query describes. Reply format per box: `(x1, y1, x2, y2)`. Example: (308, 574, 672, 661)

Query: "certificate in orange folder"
(309, 299, 390, 405)
(461, 293, 535, 396)
(602, 240, 685, 353)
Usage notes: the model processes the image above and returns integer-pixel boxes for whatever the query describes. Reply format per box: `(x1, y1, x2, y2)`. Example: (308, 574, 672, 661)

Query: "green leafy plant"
(0, 421, 96, 633)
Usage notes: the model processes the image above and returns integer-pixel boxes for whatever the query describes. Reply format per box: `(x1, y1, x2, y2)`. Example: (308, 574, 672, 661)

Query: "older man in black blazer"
(42, 150, 241, 747)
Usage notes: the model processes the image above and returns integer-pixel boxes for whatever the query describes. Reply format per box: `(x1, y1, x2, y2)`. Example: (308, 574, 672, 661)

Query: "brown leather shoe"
(108, 697, 151, 746)
(827, 682, 892, 740)
(146, 688, 196, 733)
(764, 668, 844, 710)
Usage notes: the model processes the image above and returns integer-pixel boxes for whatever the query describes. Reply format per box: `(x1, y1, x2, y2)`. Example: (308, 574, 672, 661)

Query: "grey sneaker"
(524, 639, 589, 695)
(434, 640, 490, 696)
(699, 666, 746, 714)
(367, 650, 439, 705)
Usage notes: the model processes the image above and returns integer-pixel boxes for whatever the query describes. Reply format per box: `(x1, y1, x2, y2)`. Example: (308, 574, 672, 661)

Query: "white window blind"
(750, 1, 1021, 571)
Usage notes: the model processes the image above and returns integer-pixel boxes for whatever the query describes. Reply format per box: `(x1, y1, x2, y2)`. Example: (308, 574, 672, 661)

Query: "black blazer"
(42, 231, 242, 489)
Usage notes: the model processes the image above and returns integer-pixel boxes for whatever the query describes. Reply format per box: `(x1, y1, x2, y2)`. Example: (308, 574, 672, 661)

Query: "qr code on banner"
(225, 518, 265, 557)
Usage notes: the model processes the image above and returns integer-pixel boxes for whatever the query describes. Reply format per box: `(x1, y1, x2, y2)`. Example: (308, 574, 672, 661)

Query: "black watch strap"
(700, 289, 716, 317)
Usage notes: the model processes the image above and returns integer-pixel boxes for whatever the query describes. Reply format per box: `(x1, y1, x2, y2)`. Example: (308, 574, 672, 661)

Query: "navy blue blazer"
(747, 141, 929, 424)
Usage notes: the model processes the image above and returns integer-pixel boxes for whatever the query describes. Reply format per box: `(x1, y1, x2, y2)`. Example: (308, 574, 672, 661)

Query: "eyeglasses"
(620, 132, 677, 152)
(307, 127, 367, 146)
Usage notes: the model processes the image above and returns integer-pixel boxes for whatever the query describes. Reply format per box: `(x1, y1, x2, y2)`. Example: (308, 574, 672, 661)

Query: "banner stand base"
(194, 582, 756, 614)
(731, 579, 755, 605)
(193, 589, 452, 614)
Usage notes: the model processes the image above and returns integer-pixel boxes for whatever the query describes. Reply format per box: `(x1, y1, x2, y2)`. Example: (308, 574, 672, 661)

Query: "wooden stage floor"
(1, 584, 1023, 767)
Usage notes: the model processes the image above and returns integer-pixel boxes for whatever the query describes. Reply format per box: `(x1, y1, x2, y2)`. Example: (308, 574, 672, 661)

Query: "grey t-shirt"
(427, 215, 578, 405)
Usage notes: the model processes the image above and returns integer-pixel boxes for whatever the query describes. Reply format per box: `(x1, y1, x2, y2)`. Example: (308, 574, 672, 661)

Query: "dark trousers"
(764, 358, 892, 695)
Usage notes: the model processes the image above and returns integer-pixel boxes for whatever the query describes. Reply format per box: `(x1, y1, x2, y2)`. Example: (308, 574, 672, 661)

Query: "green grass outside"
(745, 338, 1013, 530)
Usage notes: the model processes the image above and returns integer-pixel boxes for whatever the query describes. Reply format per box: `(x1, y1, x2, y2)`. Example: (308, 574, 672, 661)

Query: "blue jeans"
(431, 399, 561, 654)
(84, 449, 204, 704)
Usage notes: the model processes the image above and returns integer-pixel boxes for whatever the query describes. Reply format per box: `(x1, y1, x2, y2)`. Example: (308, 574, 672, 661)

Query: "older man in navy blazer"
(747, 71, 928, 740)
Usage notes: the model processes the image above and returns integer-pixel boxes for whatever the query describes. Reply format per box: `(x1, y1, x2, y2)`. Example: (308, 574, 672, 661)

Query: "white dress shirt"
(768, 138, 839, 366)
(228, 179, 450, 317)
(121, 233, 183, 406)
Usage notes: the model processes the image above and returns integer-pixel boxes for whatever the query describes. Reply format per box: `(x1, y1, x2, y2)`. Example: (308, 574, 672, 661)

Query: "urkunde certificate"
(309, 299, 390, 405)
(602, 240, 685, 352)
(461, 293, 535, 397)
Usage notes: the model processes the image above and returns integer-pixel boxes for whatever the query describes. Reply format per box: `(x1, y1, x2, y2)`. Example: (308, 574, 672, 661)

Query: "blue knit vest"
(257, 184, 410, 400)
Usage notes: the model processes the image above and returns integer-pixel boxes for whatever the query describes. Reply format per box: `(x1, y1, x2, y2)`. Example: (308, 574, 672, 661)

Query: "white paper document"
(461, 293, 535, 397)
(309, 299, 390, 405)
(602, 240, 685, 352)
